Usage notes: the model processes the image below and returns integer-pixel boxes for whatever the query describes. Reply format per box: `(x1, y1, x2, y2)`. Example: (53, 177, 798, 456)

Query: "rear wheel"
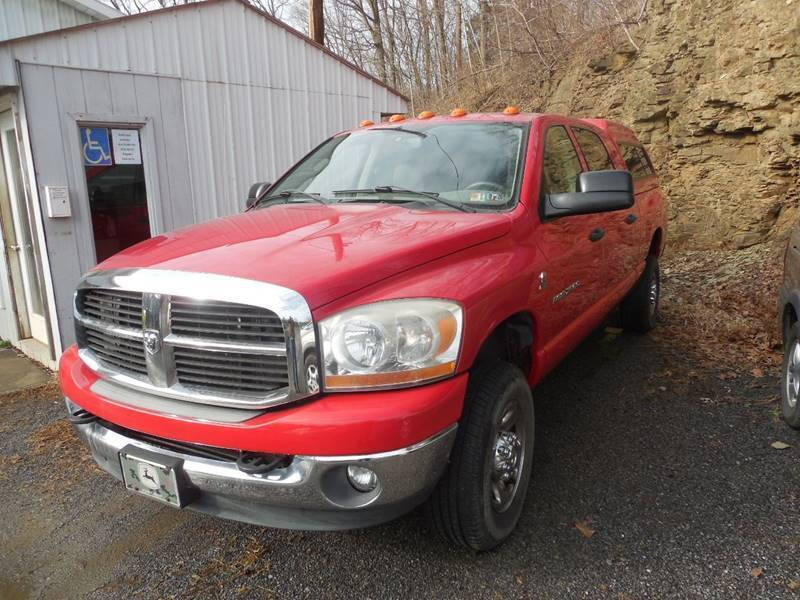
(781, 323, 800, 429)
(621, 255, 660, 333)
(425, 361, 534, 551)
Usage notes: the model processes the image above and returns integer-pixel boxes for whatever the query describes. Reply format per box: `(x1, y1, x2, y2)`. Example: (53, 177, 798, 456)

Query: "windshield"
(268, 122, 527, 211)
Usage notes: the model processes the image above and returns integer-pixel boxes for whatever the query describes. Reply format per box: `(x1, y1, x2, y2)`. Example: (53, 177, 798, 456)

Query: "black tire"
(781, 322, 800, 429)
(621, 255, 660, 333)
(425, 361, 534, 551)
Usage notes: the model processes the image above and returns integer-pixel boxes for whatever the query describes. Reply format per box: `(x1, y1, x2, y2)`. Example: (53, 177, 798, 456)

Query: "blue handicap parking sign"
(80, 127, 112, 166)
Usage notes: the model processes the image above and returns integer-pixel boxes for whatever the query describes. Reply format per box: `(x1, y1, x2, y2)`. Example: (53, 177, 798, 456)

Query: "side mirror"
(543, 170, 633, 219)
(246, 181, 272, 209)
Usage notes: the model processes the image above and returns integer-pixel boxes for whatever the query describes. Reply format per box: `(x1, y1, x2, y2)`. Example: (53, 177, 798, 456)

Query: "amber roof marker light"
(503, 106, 520, 115)
(450, 108, 467, 117)
(359, 119, 374, 127)
(388, 114, 406, 122)
(417, 110, 435, 119)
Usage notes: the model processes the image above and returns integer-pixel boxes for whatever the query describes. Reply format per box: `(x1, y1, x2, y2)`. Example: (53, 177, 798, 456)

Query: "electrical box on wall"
(45, 186, 71, 218)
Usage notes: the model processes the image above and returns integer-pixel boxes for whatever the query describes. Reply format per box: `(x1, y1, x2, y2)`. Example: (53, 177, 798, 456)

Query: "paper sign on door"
(111, 129, 142, 165)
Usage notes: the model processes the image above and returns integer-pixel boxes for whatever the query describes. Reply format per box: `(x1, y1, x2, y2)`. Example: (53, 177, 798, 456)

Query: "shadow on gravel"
(1, 329, 798, 599)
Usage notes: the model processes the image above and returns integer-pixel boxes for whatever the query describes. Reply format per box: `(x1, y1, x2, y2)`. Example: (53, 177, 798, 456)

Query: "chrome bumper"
(65, 399, 456, 530)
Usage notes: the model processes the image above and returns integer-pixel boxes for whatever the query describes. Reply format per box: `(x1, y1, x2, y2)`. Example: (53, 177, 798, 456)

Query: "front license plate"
(119, 445, 186, 508)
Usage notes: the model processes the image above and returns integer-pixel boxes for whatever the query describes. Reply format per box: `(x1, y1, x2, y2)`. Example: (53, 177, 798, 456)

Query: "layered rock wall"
(545, 0, 800, 248)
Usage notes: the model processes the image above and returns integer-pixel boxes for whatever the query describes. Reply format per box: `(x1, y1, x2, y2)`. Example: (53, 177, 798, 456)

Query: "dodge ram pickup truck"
(61, 108, 666, 550)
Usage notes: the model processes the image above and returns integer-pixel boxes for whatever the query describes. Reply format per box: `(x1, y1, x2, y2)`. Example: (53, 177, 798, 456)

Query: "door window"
(540, 126, 582, 195)
(80, 126, 151, 263)
(572, 128, 613, 171)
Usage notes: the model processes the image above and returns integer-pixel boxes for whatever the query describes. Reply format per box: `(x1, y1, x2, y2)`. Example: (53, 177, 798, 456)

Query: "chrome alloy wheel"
(785, 340, 800, 409)
(648, 268, 660, 316)
(490, 398, 526, 513)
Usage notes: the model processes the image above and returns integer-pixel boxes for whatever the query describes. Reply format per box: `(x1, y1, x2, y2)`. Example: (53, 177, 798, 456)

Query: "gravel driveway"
(1, 329, 798, 599)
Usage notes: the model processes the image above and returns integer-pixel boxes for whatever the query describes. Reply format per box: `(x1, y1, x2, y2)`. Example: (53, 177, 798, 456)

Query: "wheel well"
(473, 312, 534, 377)
(783, 303, 797, 346)
(649, 228, 663, 257)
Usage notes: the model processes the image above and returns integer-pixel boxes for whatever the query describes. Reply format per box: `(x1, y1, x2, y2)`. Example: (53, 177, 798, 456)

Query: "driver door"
(534, 124, 604, 346)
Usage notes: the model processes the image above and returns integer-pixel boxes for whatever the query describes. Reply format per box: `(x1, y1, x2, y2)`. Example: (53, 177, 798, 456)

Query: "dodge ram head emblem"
(143, 329, 161, 355)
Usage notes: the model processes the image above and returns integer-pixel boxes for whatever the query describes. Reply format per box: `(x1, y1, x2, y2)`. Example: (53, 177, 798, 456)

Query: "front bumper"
(67, 399, 457, 530)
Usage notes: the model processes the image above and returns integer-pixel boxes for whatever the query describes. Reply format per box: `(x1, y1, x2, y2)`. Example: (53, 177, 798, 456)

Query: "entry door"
(80, 126, 151, 264)
(0, 111, 48, 343)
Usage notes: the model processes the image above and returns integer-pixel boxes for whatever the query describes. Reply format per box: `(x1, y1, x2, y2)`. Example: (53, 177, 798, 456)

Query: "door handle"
(624, 213, 637, 224)
(588, 228, 605, 242)
(9, 244, 20, 251)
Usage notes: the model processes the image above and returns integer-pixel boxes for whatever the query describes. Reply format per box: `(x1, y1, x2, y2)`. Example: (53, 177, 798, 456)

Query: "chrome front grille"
(170, 297, 285, 344)
(72, 270, 318, 410)
(82, 325, 148, 377)
(80, 289, 143, 328)
(173, 347, 289, 393)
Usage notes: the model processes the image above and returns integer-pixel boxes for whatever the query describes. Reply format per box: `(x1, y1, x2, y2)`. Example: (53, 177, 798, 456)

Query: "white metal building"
(0, 0, 408, 368)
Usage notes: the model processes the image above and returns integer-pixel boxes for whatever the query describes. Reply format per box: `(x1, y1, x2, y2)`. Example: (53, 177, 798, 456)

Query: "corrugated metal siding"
(20, 64, 191, 349)
(12, 0, 407, 349)
(0, 0, 96, 43)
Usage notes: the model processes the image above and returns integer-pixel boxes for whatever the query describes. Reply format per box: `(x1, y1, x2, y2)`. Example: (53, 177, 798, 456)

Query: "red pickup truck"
(61, 109, 666, 550)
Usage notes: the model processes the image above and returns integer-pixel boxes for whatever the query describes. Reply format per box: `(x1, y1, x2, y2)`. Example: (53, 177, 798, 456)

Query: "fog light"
(346, 465, 378, 492)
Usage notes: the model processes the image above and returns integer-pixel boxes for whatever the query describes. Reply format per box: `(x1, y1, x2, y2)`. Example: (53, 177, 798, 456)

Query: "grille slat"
(171, 348, 286, 364)
(170, 296, 285, 345)
(86, 337, 145, 362)
(176, 374, 280, 392)
(175, 363, 288, 381)
(83, 301, 142, 318)
(173, 346, 288, 394)
(168, 314, 284, 331)
(79, 289, 144, 329)
(76, 288, 290, 400)
(171, 325, 282, 338)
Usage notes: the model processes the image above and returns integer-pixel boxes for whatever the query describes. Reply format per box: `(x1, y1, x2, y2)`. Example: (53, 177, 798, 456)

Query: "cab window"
(620, 143, 654, 180)
(541, 126, 582, 195)
(572, 128, 613, 171)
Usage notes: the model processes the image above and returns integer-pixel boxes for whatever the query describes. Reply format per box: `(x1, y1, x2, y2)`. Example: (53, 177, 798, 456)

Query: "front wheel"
(781, 323, 800, 429)
(425, 361, 534, 551)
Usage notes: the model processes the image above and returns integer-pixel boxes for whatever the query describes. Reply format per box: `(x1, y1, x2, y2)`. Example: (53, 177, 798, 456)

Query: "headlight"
(320, 299, 463, 391)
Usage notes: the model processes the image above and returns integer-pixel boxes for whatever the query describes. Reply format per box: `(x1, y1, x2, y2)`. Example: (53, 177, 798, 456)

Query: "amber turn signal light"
(388, 114, 406, 122)
(450, 108, 467, 117)
(417, 110, 435, 119)
(503, 105, 520, 115)
(359, 119, 374, 127)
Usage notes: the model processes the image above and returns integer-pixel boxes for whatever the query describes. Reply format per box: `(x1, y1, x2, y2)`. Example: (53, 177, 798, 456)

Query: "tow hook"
(67, 408, 99, 425)
(236, 451, 290, 475)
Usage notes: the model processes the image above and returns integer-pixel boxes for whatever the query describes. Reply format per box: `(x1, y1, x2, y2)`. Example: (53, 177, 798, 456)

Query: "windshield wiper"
(253, 190, 328, 208)
(333, 186, 474, 213)
(368, 126, 428, 138)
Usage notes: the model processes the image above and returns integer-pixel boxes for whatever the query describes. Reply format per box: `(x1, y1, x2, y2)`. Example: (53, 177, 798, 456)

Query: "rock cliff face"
(545, 0, 800, 248)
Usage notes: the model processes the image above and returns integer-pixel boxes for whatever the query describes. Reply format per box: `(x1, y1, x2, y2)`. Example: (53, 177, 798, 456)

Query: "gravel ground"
(1, 328, 798, 599)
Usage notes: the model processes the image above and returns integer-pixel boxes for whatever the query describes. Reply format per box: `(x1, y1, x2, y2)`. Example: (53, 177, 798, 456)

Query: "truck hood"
(98, 204, 512, 309)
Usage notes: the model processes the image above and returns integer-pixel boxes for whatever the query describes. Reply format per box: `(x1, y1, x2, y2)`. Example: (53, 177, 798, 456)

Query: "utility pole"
(309, 0, 324, 46)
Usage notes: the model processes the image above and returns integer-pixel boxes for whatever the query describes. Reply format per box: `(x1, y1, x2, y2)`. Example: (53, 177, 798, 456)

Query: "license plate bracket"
(119, 445, 193, 508)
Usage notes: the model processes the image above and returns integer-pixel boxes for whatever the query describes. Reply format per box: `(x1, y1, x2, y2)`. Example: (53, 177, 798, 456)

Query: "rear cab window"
(571, 127, 614, 172)
(619, 143, 655, 181)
